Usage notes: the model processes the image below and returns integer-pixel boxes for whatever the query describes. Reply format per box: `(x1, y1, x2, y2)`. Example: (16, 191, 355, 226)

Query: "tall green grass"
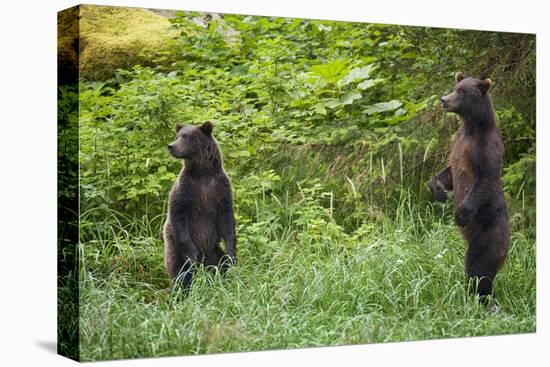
(78, 189, 535, 361)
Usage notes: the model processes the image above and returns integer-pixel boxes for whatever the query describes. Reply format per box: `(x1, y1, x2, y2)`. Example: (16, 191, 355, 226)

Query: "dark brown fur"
(163, 121, 236, 290)
(429, 72, 510, 300)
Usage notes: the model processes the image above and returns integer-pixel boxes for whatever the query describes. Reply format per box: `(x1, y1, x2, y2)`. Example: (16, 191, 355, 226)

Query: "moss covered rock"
(78, 5, 177, 80)
(58, 6, 80, 84)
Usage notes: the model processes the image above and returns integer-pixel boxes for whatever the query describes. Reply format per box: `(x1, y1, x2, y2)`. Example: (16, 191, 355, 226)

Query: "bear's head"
(440, 72, 492, 115)
(167, 121, 214, 159)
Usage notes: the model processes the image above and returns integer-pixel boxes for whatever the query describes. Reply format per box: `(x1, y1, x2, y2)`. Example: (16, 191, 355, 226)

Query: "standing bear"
(430, 72, 510, 300)
(164, 121, 236, 290)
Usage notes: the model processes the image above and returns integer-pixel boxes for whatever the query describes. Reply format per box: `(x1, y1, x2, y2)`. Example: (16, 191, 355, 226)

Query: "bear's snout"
(440, 95, 451, 111)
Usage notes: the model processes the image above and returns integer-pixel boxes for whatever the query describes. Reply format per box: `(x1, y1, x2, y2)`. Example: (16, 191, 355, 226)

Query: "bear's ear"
(455, 71, 465, 83)
(200, 121, 213, 136)
(478, 79, 492, 94)
(175, 123, 183, 133)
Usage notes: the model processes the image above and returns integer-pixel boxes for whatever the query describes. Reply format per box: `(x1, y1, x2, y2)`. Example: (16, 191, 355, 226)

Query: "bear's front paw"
(430, 180, 448, 203)
(434, 188, 448, 203)
(223, 254, 237, 266)
(455, 203, 475, 227)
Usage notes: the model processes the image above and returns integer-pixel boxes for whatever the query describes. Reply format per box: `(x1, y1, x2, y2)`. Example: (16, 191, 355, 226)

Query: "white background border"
(0, 1, 546, 366)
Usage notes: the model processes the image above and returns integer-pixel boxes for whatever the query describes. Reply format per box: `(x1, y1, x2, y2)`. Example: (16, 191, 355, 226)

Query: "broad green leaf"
(311, 59, 349, 84)
(394, 108, 407, 116)
(340, 92, 362, 105)
(337, 64, 377, 87)
(229, 150, 251, 158)
(357, 78, 382, 90)
(364, 100, 402, 115)
(317, 23, 332, 32)
(323, 98, 342, 109)
(314, 105, 327, 115)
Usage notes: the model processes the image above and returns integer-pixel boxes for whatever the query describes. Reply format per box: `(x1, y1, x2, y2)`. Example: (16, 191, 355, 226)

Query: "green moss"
(58, 6, 80, 84)
(79, 5, 177, 80)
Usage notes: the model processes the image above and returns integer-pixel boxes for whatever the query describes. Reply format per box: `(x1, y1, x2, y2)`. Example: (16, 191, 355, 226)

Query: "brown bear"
(429, 72, 510, 300)
(163, 121, 236, 290)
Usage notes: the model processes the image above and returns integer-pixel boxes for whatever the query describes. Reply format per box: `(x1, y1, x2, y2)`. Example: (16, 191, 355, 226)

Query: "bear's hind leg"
(173, 253, 197, 291)
(165, 227, 199, 291)
(465, 244, 498, 300)
(167, 249, 197, 291)
(464, 221, 509, 301)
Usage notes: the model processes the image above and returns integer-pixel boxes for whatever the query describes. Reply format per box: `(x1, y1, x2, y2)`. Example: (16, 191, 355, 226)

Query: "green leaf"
(357, 78, 382, 90)
(340, 92, 362, 105)
(229, 150, 251, 158)
(323, 98, 342, 109)
(364, 100, 402, 115)
(311, 59, 349, 84)
(394, 108, 407, 116)
(337, 64, 377, 87)
(314, 105, 327, 115)
(317, 23, 332, 32)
